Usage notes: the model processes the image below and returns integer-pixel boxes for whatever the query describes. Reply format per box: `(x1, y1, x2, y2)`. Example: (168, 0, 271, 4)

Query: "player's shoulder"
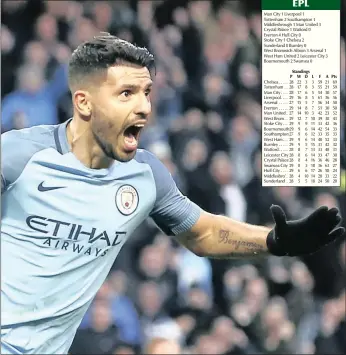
(134, 148, 168, 174)
(2, 124, 57, 150)
(134, 148, 173, 186)
(1, 124, 61, 187)
(134, 148, 160, 165)
(1, 124, 58, 173)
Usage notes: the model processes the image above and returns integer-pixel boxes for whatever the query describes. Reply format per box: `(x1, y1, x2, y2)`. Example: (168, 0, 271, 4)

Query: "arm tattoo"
(218, 230, 230, 244)
(218, 229, 265, 251)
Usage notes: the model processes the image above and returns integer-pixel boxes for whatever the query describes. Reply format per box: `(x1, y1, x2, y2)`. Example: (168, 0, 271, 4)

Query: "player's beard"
(92, 130, 117, 160)
(92, 129, 136, 163)
(90, 107, 138, 163)
(90, 108, 131, 163)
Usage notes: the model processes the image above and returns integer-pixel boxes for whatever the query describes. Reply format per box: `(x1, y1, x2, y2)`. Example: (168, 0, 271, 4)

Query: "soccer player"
(1, 34, 344, 354)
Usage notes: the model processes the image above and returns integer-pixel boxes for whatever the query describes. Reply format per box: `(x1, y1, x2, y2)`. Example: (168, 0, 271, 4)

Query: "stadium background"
(1, 0, 345, 353)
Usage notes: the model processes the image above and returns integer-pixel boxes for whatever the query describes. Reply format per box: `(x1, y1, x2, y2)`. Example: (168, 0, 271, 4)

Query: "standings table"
(261, 0, 340, 186)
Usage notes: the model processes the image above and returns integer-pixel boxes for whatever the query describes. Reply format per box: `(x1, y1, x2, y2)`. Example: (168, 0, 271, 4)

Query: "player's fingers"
(270, 205, 287, 227)
(334, 215, 342, 225)
(315, 213, 341, 243)
(328, 207, 339, 216)
(325, 227, 346, 244)
(326, 208, 339, 223)
(326, 213, 342, 231)
(307, 206, 329, 223)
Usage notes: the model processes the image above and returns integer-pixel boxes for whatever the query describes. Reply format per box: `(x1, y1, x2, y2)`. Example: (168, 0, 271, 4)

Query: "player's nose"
(134, 95, 151, 118)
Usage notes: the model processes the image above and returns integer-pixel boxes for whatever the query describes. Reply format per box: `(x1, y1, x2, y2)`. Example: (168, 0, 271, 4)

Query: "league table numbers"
(261, 0, 341, 186)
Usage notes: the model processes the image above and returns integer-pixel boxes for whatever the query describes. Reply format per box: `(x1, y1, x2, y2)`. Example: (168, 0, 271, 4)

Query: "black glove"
(266, 205, 345, 257)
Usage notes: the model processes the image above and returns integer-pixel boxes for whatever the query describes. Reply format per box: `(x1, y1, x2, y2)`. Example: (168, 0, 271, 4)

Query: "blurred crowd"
(1, 0, 346, 354)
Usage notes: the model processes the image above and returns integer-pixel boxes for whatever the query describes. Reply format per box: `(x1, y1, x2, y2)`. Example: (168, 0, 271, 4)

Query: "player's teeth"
(134, 124, 144, 128)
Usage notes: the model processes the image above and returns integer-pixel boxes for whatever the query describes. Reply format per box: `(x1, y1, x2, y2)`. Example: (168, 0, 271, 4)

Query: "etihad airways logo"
(26, 215, 127, 257)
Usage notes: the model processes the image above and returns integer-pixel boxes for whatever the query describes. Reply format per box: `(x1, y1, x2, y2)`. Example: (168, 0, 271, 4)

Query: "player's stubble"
(89, 100, 135, 163)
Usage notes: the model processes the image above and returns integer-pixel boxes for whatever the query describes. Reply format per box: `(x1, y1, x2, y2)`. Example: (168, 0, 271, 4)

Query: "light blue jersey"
(1, 119, 201, 354)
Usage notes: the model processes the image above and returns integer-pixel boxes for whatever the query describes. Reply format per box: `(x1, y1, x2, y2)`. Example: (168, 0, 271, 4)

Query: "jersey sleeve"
(142, 151, 201, 236)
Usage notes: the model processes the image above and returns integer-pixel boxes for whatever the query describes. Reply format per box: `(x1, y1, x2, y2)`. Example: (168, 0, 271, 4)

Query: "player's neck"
(66, 119, 114, 170)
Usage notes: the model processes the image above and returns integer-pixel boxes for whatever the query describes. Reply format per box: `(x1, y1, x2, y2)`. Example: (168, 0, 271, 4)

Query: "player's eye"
(145, 89, 151, 96)
(121, 90, 132, 98)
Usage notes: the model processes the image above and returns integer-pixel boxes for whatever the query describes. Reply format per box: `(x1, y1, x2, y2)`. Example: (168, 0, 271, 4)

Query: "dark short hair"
(68, 33, 155, 89)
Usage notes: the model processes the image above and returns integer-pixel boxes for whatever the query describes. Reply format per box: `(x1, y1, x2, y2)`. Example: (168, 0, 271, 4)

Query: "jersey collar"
(54, 118, 72, 154)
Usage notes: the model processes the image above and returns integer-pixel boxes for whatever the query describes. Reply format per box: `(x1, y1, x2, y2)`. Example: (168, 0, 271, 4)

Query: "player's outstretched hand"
(266, 205, 345, 257)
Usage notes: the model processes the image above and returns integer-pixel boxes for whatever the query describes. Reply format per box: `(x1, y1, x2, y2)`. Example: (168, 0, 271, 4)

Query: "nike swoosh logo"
(38, 182, 66, 192)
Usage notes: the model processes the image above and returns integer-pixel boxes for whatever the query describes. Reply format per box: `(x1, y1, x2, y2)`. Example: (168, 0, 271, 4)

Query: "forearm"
(208, 214, 271, 258)
(178, 213, 271, 258)
(177, 204, 344, 259)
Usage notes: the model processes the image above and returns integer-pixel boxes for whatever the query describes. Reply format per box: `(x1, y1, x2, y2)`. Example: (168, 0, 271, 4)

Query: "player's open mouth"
(123, 122, 145, 152)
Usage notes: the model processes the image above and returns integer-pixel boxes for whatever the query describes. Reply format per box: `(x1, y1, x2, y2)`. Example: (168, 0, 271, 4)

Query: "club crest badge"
(116, 185, 139, 215)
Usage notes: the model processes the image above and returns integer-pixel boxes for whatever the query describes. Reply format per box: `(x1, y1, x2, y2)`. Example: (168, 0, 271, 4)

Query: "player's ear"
(73, 90, 92, 119)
